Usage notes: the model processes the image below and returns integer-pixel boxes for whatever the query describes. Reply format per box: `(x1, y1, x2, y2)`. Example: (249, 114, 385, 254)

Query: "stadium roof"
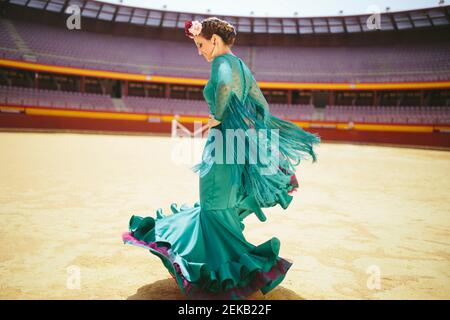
(98, 0, 447, 18)
(6, 0, 450, 34)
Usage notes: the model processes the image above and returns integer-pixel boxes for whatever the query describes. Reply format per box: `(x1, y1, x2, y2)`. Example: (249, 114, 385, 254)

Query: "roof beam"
(389, 13, 398, 31)
(159, 11, 165, 28)
(95, 3, 103, 20)
(112, 4, 119, 22)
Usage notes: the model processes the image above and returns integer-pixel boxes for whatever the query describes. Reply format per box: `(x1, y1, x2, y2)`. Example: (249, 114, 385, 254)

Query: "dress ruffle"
(122, 55, 319, 300)
(122, 202, 292, 300)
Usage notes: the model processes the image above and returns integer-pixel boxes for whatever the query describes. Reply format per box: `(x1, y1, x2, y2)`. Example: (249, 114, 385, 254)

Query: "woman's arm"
(248, 75, 270, 113)
(207, 114, 221, 128)
(212, 57, 233, 122)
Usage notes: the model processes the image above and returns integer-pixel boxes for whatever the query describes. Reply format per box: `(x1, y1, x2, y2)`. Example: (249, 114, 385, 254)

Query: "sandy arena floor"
(0, 131, 449, 299)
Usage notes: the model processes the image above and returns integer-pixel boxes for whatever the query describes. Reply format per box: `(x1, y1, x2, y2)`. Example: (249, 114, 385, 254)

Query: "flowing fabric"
(122, 53, 321, 300)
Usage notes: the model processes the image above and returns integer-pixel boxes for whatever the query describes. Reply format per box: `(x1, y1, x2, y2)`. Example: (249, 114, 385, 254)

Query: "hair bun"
(200, 17, 237, 47)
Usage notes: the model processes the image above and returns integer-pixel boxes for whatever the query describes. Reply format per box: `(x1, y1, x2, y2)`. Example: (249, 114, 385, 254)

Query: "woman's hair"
(200, 17, 237, 47)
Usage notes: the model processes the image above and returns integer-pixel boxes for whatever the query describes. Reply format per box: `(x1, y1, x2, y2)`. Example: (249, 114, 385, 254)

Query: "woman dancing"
(122, 17, 321, 300)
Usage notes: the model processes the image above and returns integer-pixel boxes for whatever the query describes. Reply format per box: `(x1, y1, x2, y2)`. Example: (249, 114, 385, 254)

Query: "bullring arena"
(0, 0, 449, 300)
(0, 131, 449, 299)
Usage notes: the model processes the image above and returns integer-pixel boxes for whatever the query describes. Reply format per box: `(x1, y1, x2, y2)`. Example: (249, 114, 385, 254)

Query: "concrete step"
(112, 98, 129, 111)
(2, 19, 36, 59)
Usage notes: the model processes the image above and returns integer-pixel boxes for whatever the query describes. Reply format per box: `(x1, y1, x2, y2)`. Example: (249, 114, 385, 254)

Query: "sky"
(98, 0, 445, 17)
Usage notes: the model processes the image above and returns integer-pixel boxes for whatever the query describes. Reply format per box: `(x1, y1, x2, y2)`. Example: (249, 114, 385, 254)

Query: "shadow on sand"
(127, 278, 305, 300)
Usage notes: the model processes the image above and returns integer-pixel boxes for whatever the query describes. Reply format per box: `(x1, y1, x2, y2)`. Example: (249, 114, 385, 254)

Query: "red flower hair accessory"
(185, 20, 202, 39)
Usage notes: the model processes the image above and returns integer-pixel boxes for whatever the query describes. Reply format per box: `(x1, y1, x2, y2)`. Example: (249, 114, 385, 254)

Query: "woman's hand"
(207, 114, 221, 128)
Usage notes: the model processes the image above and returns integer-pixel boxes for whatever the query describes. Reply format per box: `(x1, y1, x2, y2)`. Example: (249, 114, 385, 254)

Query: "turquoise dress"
(122, 53, 321, 300)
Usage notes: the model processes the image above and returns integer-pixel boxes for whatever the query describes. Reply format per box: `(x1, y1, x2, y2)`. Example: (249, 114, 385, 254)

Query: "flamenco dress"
(122, 53, 321, 299)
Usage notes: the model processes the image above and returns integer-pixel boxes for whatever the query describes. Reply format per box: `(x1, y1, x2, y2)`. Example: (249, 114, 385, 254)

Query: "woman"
(122, 17, 321, 300)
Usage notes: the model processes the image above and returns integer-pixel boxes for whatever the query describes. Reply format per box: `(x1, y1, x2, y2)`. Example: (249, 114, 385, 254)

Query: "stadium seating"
(1, 19, 449, 83)
(1, 85, 449, 124)
(0, 85, 114, 110)
(323, 105, 450, 124)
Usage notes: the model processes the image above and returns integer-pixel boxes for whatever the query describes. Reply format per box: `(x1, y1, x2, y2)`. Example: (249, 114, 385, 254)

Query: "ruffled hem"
(181, 257, 292, 300)
(122, 203, 293, 300)
(123, 231, 292, 300)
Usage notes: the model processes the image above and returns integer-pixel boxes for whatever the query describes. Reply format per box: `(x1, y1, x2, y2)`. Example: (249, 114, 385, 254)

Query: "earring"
(211, 40, 217, 58)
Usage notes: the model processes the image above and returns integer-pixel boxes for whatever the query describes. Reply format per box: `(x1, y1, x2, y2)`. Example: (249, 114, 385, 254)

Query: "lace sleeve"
(212, 57, 233, 121)
(248, 75, 270, 113)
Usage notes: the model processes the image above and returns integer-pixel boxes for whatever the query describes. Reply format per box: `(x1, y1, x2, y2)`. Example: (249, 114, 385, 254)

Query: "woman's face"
(193, 35, 215, 62)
